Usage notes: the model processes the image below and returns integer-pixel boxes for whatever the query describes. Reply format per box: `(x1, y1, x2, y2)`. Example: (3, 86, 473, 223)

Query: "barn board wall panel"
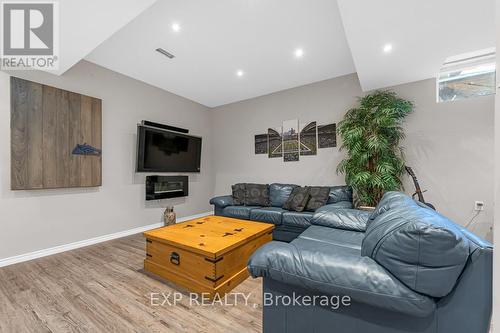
(10, 77, 102, 190)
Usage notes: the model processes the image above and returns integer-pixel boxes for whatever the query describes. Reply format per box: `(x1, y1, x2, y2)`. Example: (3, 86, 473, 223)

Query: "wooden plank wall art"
(11, 77, 102, 190)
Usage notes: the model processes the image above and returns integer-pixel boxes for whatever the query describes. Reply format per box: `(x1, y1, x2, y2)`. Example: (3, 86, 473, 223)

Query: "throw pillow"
(283, 187, 310, 212)
(305, 186, 331, 211)
(244, 183, 269, 206)
(269, 183, 298, 207)
(231, 183, 246, 205)
(327, 185, 353, 204)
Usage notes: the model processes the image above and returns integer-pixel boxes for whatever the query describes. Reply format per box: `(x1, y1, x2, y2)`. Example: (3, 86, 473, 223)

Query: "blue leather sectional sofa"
(210, 183, 353, 242)
(248, 191, 493, 333)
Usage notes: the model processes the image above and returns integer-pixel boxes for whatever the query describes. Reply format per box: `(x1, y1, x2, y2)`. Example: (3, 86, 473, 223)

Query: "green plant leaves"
(337, 90, 413, 206)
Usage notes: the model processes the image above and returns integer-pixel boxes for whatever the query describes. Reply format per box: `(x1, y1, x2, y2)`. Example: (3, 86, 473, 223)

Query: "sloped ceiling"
(337, 0, 495, 91)
(50, 0, 495, 106)
(52, 0, 158, 75)
(85, 0, 356, 107)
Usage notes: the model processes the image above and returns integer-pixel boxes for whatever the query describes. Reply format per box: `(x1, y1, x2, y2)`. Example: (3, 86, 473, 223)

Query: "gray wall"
(0, 63, 494, 261)
(212, 73, 494, 240)
(0, 61, 214, 259)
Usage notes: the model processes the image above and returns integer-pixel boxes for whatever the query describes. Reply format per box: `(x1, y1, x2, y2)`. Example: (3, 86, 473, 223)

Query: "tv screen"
(136, 125, 202, 172)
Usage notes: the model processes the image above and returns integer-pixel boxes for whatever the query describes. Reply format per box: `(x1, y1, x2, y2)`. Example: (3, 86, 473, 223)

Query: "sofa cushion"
(326, 185, 353, 204)
(325, 200, 353, 209)
(362, 191, 471, 298)
(305, 186, 330, 211)
(248, 238, 435, 317)
(269, 183, 298, 207)
(365, 190, 416, 228)
(249, 207, 285, 225)
(283, 187, 310, 212)
(222, 205, 260, 220)
(311, 207, 370, 232)
(244, 183, 269, 206)
(231, 183, 246, 205)
(282, 211, 314, 228)
(299, 225, 364, 250)
(273, 224, 309, 242)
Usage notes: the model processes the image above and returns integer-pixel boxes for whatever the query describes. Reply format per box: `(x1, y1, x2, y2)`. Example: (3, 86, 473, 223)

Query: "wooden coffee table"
(143, 215, 274, 298)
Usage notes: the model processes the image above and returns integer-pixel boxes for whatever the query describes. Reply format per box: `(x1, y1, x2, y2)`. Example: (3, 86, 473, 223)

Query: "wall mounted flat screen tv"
(136, 125, 202, 172)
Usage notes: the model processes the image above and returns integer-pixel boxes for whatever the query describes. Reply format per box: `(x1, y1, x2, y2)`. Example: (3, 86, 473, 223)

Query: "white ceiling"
(85, 0, 356, 107)
(57, 0, 494, 107)
(53, 0, 157, 75)
(337, 0, 495, 91)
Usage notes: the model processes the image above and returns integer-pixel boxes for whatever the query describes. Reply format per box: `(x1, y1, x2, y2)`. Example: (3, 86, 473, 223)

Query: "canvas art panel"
(254, 134, 268, 154)
(268, 127, 283, 158)
(318, 123, 337, 148)
(299, 121, 317, 156)
(282, 119, 299, 162)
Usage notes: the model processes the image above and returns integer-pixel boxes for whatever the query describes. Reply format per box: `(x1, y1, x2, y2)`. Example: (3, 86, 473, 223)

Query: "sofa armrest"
(209, 195, 234, 208)
(248, 241, 435, 317)
(311, 207, 370, 231)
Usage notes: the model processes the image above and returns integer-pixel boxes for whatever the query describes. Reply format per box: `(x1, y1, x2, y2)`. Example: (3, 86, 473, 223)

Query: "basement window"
(437, 49, 496, 103)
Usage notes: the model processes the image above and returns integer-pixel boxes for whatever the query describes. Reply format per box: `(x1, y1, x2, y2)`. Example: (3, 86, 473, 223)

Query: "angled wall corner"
(47, 0, 159, 76)
(493, 1, 500, 331)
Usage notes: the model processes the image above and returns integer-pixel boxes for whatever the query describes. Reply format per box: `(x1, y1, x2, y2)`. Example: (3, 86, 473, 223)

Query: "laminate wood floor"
(0, 234, 263, 333)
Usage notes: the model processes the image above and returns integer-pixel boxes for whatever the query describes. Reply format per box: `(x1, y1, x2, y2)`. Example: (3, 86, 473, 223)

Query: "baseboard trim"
(0, 211, 213, 268)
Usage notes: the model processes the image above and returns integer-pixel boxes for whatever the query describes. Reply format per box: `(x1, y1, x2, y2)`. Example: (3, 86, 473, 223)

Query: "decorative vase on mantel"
(163, 206, 176, 226)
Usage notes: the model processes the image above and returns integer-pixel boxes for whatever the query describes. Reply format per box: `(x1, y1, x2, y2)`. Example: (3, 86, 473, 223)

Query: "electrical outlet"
(474, 201, 485, 211)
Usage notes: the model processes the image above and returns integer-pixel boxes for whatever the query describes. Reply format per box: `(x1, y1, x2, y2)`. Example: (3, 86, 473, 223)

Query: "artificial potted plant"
(337, 90, 413, 208)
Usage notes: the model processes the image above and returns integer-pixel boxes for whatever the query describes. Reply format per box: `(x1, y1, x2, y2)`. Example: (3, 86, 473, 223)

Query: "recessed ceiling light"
(383, 43, 393, 53)
(236, 70, 244, 77)
(294, 48, 304, 58)
(172, 22, 181, 32)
